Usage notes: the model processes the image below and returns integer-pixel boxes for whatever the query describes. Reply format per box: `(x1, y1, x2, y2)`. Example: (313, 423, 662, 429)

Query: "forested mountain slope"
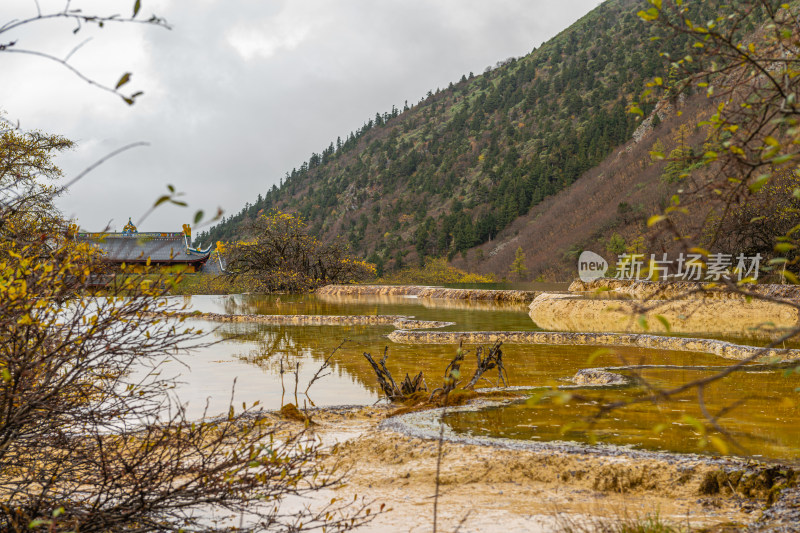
(197, 0, 721, 277)
(449, 91, 714, 279)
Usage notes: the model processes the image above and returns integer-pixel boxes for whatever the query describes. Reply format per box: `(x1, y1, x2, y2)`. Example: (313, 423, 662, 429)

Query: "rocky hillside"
(197, 0, 723, 279)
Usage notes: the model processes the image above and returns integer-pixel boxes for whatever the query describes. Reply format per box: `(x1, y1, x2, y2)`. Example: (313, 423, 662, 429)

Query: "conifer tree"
(510, 246, 528, 280)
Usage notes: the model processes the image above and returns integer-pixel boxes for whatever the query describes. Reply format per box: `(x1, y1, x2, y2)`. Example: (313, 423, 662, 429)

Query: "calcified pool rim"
(381, 399, 744, 463)
(386, 330, 800, 362)
(380, 397, 800, 471)
(152, 310, 456, 329)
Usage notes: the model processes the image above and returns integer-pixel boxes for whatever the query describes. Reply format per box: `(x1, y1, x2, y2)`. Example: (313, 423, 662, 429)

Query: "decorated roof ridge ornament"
(122, 217, 138, 234)
(178, 223, 212, 256)
(186, 240, 213, 253)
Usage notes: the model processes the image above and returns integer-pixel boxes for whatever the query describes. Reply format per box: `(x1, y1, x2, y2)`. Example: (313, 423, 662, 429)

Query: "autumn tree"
(571, 0, 800, 454)
(0, 119, 375, 532)
(606, 233, 627, 256)
(0, 121, 74, 259)
(224, 211, 376, 292)
(0, 3, 375, 530)
(636, 0, 800, 273)
(709, 168, 800, 270)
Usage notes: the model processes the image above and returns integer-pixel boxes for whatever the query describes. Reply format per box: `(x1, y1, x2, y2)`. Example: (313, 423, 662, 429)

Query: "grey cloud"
(1, 0, 601, 232)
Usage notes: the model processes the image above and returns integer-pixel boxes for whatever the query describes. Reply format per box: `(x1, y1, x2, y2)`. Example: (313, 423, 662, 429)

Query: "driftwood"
(400, 371, 427, 396)
(364, 342, 508, 403)
(429, 345, 466, 400)
(464, 341, 508, 390)
(362, 348, 427, 400)
(363, 347, 400, 399)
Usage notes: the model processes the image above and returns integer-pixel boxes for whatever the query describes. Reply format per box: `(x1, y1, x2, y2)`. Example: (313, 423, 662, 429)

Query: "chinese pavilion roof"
(76, 230, 211, 264)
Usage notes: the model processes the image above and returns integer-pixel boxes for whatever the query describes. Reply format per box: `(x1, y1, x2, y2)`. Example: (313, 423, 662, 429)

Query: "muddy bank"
(317, 284, 540, 303)
(570, 278, 800, 301)
(159, 311, 455, 330)
(530, 292, 799, 337)
(386, 329, 800, 362)
(268, 405, 779, 532)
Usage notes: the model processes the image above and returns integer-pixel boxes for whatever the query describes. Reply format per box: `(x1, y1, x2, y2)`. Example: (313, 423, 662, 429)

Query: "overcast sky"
(1, 0, 603, 234)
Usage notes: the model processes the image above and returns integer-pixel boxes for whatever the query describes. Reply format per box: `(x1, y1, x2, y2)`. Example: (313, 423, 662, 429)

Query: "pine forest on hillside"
(197, 0, 737, 276)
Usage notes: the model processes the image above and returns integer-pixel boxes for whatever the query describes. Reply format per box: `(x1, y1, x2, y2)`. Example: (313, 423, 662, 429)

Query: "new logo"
(578, 251, 608, 282)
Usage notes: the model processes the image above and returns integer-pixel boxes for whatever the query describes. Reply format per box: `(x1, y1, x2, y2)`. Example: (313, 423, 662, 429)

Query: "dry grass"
(554, 511, 686, 533)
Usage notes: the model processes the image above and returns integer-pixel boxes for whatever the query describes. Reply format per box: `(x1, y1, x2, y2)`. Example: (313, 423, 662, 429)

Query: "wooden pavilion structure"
(75, 218, 212, 273)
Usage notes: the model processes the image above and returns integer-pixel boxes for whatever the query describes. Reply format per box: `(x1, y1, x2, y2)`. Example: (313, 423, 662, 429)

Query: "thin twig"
(304, 340, 347, 399)
(432, 388, 450, 533)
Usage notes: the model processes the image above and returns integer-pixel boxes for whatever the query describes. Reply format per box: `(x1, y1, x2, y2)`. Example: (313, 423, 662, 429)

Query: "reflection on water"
(168, 293, 536, 331)
(155, 294, 800, 461)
